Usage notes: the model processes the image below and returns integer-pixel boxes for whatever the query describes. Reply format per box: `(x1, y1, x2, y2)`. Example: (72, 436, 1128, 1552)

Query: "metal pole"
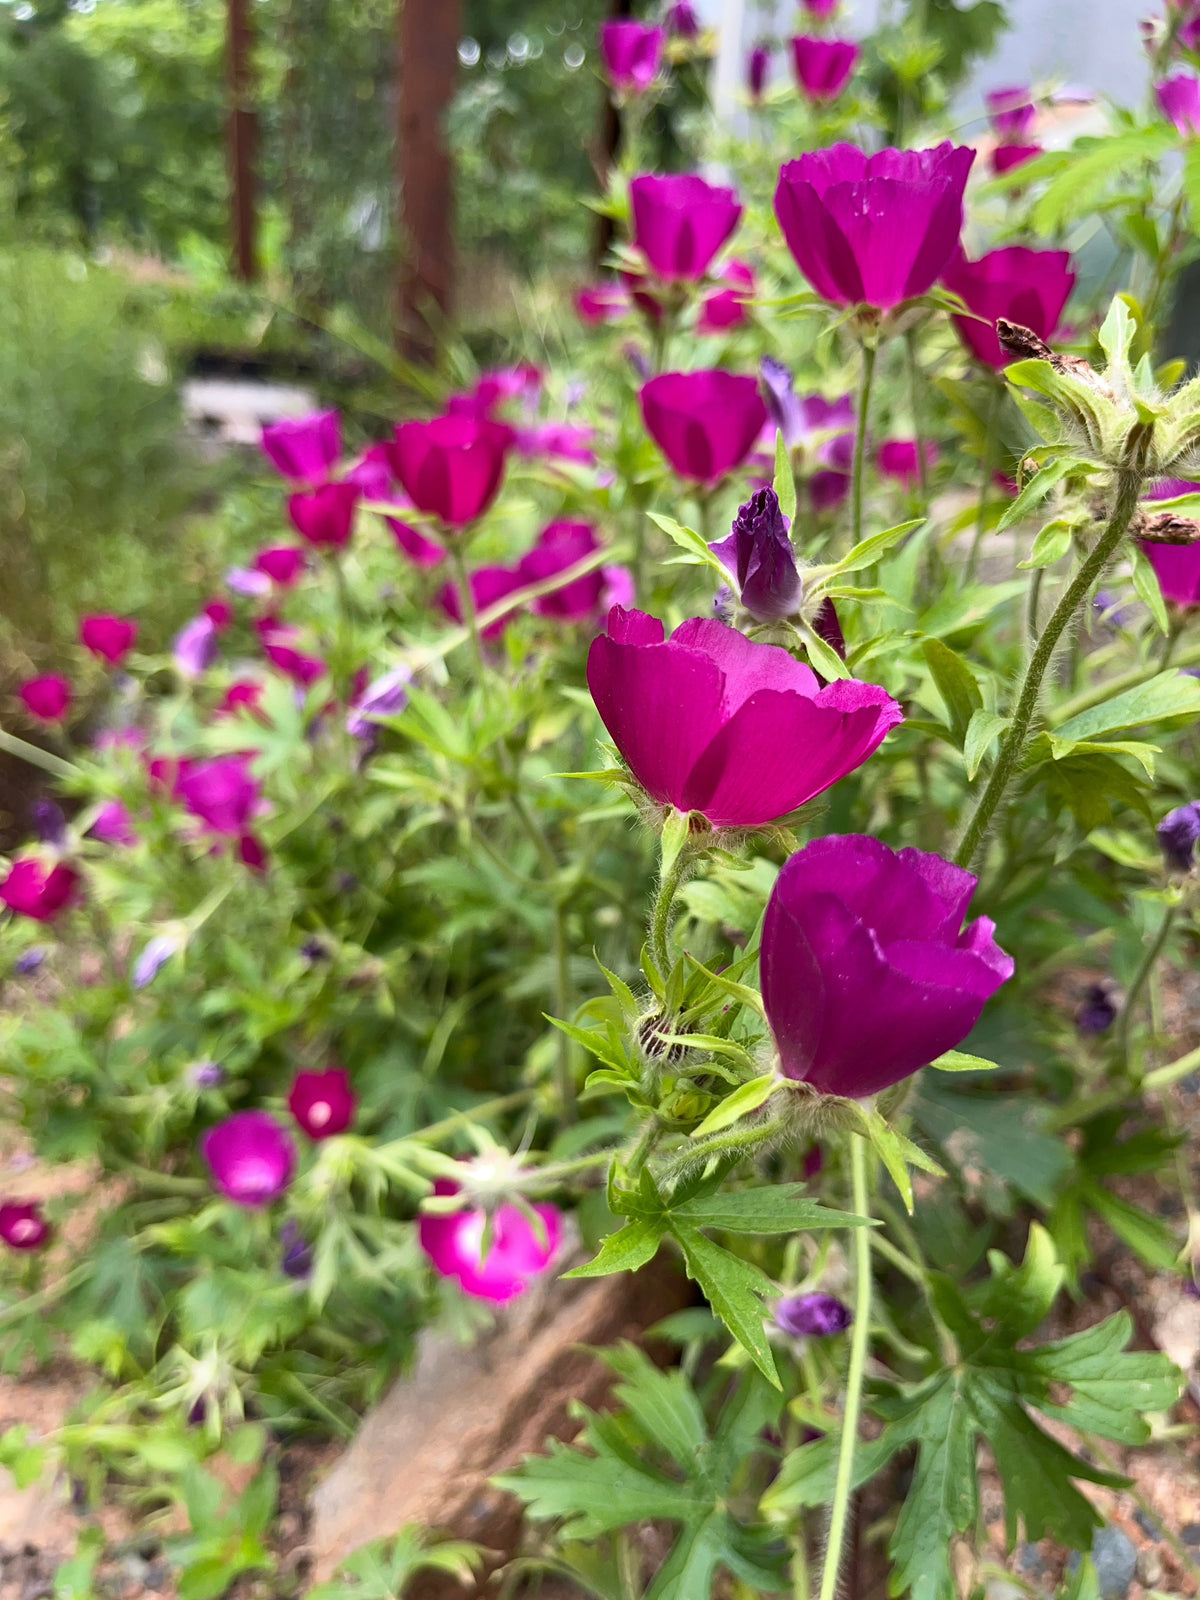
(397, 0, 461, 364)
(228, 0, 258, 282)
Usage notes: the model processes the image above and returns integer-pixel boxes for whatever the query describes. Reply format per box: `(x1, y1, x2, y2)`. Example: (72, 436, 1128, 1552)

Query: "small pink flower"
(0, 1201, 50, 1251)
(176, 756, 260, 838)
(19, 675, 71, 724)
(600, 19, 666, 95)
(698, 260, 757, 334)
(389, 519, 446, 569)
(255, 546, 308, 586)
(205, 600, 233, 630)
(0, 858, 80, 921)
(877, 438, 938, 487)
(217, 679, 270, 722)
(201, 1111, 295, 1207)
(287, 482, 360, 550)
(419, 1178, 562, 1303)
(81, 615, 138, 666)
(789, 36, 860, 102)
(287, 1067, 356, 1140)
(991, 142, 1042, 175)
(90, 801, 136, 847)
(260, 410, 341, 486)
(576, 282, 628, 325)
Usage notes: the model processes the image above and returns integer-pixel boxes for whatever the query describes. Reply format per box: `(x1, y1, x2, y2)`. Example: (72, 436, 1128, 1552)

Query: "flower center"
(10, 1219, 37, 1243)
(307, 1101, 332, 1129)
(231, 1157, 278, 1199)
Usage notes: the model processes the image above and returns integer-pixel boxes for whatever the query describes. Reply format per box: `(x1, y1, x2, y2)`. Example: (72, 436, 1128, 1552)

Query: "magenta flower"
(202, 1111, 295, 1207)
(260, 410, 341, 486)
(260, 621, 327, 687)
(217, 679, 269, 722)
(177, 756, 260, 838)
(0, 1201, 50, 1251)
(90, 800, 136, 847)
(514, 422, 596, 466)
(587, 608, 902, 828)
(438, 566, 524, 641)
(205, 599, 233, 630)
(984, 85, 1037, 139)
(1159, 73, 1200, 134)
(516, 521, 608, 621)
(1142, 541, 1200, 607)
(576, 282, 628, 325)
(1159, 801, 1200, 871)
(640, 371, 768, 483)
(710, 487, 802, 622)
(941, 246, 1075, 369)
(173, 615, 218, 679)
(19, 675, 71, 724)
(878, 439, 938, 487)
(287, 481, 360, 551)
(991, 142, 1042, 176)
(775, 143, 974, 311)
(387, 416, 511, 529)
(80, 614, 138, 666)
(287, 1066, 356, 1140)
(600, 19, 666, 95)
(419, 1178, 562, 1304)
(630, 174, 742, 284)
(761, 835, 1014, 1099)
(667, 2, 700, 38)
(388, 517, 445, 570)
(255, 546, 308, 586)
(776, 1291, 851, 1336)
(1, 858, 80, 922)
(747, 43, 772, 102)
(699, 260, 756, 334)
(789, 37, 860, 102)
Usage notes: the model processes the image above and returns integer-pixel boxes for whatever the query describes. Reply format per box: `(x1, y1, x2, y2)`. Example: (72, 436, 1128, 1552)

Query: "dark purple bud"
(760, 356, 804, 448)
(747, 43, 772, 102)
(300, 937, 330, 964)
(1158, 801, 1200, 872)
(187, 1398, 207, 1426)
(31, 800, 67, 849)
(280, 1219, 313, 1279)
(775, 1291, 852, 1337)
(813, 598, 847, 660)
(710, 487, 802, 622)
(667, 2, 700, 38)
(14, 947, 46, 975)
(1076, 983, 1117, 1036)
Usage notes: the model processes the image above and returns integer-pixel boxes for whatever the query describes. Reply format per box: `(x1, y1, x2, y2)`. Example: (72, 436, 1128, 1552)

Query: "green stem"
(0, 728, 78, 782)
(955, 468, 1144, 872)
(904, 329, 928, 507)
(552, 901, 578, 1121)
(817, 1134, 872, 1600)
(1115, 902, 1179, 1069)
(449, 542, 487, 686)
(650, 843, 690, 978)
(851, 341, 877, 549)
(418, 1090, 534, 1145)
(966, 382, 1002, 582)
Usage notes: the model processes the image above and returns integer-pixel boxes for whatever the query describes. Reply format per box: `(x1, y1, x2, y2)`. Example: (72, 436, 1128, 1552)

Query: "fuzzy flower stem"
(449, 542, 488, 687)
(650, 845, 690, 978)
(955, 467, 1144, 873)
(851, 340, 877, 549)
(905, 328, 928, 506)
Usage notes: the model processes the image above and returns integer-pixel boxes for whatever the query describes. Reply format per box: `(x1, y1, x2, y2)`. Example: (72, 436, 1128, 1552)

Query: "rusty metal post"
(228, 0, 258, 282)
(397, 0, 461, 364)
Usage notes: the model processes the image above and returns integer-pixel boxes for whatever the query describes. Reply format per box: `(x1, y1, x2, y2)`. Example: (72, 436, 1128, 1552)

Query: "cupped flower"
(775, 142, 974, 312)
(761, 835, 1014, 1099)
(287, 481, 360, 550)
(941, 246, 1075, 369)
(587, 608, 902, 829)
(789, 36, 859, 102)
(90, 800, 136, 847)
(985, 85, 1037, 139)
(576, 281, 628, 325)
(201, 1111, 295, 1207)
(600, 19, 666, 95)
(516, 521, 609, 621)
(19, 675, 71, 724)
(176, 756, 260, 838)
(1159, 72, 1200, 134)
(1142, 539, 1200, 607)
(878, 438, 938, 487)
(260, 410, 341, 486)
(1158, 800, 1200, 871)
(387, 416, 511, 529)
(80, 614, 138, 666)
(1076, 982, 1118, 1035)
(0, 1201, 50, 1251)
(775, 1291, 851, 1336)
(438, 566, 524, 641)
(630, 174, 742, 284)
(710, 487, 802, 622)
(1, 857, 80, 922)
(418, 1177, 562, 1304)
(699, 260, 756, 334)
(667, 2, 700, 38)
(640, 370, 768, 483)
(287, 1067, 356, 1140)
(255, 546, 308, 586)
(991, 142, 1042, 175)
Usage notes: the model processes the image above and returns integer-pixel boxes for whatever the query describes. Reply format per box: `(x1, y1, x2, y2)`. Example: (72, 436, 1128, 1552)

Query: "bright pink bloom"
(941, 246, 1075, 369)
(238, 833, 268, 872)
(0, 1201, 50, 1251)
(80, 614, 138, 666)
(202, 1111, 295, 1207)
(587, 607, 903, 828)
(640, 370, 768, 483)
(19, 675, 71, 723)
(90, 801, 136, 847)
(452, 366, 543, 420)
(991, 142, 1042, 175)
(514, 422, 596, 465)
(775, 142, 974, 311)
(985, 85, 1036, 139)
(789, 36, 859, 102)
(0, 858, 80, 921)
(260, 410, 341, 486)
(287, 481, 359, 550)
(254, 546, 307, 586)
(600, 19, 666, 95)
(878, 439, 938, 487)
(388, 518, 445, 569)
(699, 260, 756, 334)
(217, 680, 269, 721)
(176, 756, 260, 838)
(419, 1177, 562, 1303)
(630, 174, 743, 283)
(205, 600, 233, 631)
(1143, 541, 1200, 606)
(576, 282, 628, 324)
(438, 566, 524, 641)
(387, 416, 512, 528)
(287, 1067, 356, 1140)
(517, 522, 608, 621)
(260, 623, 327, 687)
(1159, 72, 1200, 134)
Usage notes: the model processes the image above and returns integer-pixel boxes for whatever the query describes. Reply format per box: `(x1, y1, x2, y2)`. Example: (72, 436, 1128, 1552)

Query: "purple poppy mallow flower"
(878, 439, 939, 488)
(1076, 983, 1118, 1036)
(941, 246, 1075, 369)
(776, 1291, 852, 1337)
(1142, 540, 1200, 607)
(226, 566, 273, 599)
(287, 1066, 356, 1140)
(19, 675, 71, 724)
(667, 2, 700, 38)
(600, 19, 666, 96)
(437, 566, 525, 642)
(346, 667, 412, 739)
(133, 932, 182, 990)
(586, 608, 903, 830)
(260, 410, 341, 486)
(31, 799, 67, 849)
(1, 858, 80, 922)
(710, 487, 802, 622)
(176, 756, 260, 838)
(789, 37, 860, 102)
(640, 371, 768, 483)
(419, 1178, 563, 1304)
(0, 1201, 50, 1251)
(90, 801, 136, 848)
(1158, 801, 1200, 872)
(14, 947, 46, 975)
(201, 1111, 296, 1208)
(1159, 73, 1200, 134)
(630, 173, 743, 285)
(173, 614, 219, 679)
(775, 142, 974, 312)
(984, 85, 1037, 139)
(386, 416, 512, 530)
(287, 481, 360, 551)
(280, 1219, 313, 1279)
(761, 836, 1014, 1100)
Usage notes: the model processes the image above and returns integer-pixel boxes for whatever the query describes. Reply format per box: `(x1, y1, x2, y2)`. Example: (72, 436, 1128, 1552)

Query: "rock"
(309, 1250, 693, 1594)
(1091, 1527, 1138, 1600)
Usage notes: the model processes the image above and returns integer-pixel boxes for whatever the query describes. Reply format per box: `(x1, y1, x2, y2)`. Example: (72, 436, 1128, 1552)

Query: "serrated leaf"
(564, 1218, 664, 1279)
(671, 1226, 779, 1387)
(669, 1184, 869, 1235)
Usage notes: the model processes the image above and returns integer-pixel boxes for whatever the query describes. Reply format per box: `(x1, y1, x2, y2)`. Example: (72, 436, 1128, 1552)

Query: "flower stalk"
(851, 339, 877, 548)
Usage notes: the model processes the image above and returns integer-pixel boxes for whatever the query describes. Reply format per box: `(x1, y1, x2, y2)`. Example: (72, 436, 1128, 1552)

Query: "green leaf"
(1130, 541, 1171, 634)
(671, 1226, 780, 1387)
(647, 512, 729, 580)
(921, 638, 982, 745)
(1018, 518, 1075, 569)
(688, 1074, 777, 1137)
(773, 429, 796, 525)
(1053, 670, 1200, 742)
(996, 457, 1075, 533)
(929, 1049, 999, 1073)
(564, 1219, 664, 1279)
(817, 518, 923, 579)
(669, 1185, 870, 1235)
(1098, 293, 1137, 371)
(1085, 1186, 1180, 1271)
(963, 710, 1010, 781)
(887, 1375, 978, 1600)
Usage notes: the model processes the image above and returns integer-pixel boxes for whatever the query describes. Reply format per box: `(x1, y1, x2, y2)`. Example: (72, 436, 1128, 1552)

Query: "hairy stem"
(851, 340, 877, 549)
(449, 542, 487, 685)
(650, 843, 690, 978)
(955, 468, 1144, 872)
